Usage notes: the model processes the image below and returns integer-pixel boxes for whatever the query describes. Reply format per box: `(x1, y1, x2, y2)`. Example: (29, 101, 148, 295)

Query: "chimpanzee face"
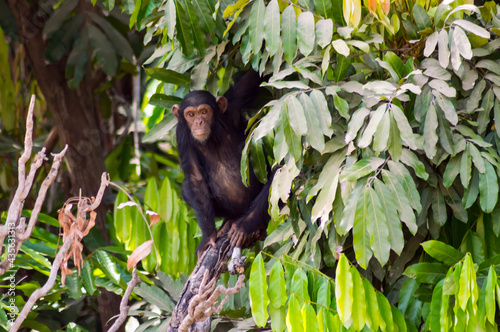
(172, 95, 228, 143)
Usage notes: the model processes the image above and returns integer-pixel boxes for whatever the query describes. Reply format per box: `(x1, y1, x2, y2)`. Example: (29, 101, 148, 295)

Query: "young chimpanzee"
(172, 71, 273, 258)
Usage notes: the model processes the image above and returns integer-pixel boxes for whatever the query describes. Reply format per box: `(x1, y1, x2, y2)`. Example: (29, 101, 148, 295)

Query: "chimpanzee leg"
(228, 172, 275, 248)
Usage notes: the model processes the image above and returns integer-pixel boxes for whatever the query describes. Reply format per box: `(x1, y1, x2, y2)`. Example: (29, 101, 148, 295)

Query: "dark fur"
(176, 71, 272, 253)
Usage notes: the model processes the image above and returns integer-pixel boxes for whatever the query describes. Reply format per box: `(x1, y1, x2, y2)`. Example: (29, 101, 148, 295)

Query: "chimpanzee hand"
(196, 234, 217, 259)
(228, 221, 263, 249)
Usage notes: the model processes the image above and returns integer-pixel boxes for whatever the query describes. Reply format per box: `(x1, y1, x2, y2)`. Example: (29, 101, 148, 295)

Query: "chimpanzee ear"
(216, 96, 228, 113)
(172, 104, 180, 119)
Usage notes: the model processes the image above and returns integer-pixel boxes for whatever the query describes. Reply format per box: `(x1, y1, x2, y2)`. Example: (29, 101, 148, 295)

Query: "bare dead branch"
(168, 236, 247, 332)
(107, 267, 141, 332)
(9, 173, 109, 331)
(9, 236, 72, 332)
(0, 96, 68, 276)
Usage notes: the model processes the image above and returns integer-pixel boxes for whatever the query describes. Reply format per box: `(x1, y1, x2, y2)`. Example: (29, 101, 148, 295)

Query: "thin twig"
(108, 267, 141, 332)
(9, 236, 72, 332)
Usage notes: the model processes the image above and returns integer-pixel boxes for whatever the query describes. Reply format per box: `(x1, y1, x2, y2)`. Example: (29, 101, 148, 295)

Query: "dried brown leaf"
(127, 240, 153, 270)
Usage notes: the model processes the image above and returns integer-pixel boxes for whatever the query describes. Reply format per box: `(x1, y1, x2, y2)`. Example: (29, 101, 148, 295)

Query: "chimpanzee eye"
(202, 109, 208, 114)
(188, 112, 194, 117)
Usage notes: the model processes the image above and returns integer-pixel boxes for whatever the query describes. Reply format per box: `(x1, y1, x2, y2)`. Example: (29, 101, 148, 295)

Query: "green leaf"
(142, 112, 178, 143)
(350, 266, 367, 330)
(363, 278, 381, 330)
(88, 13, 134, 62)
(443, 156, 461, 188)
(43, 0, 79, 39)
(270, 306, 286, 332)
(144, 68, 190, 87)
(453, 19, 490, 39)
(384, 51, 405, 81)
(164, 0, 176, 40)
(478, 88, 495, 135)
(282, 114, 303, 162)
(434, 91, 457, 126)
(249, 0, 266, 54)
(316, 19, 333, 49)
(315, 277, 331, 308)
(382, 169, 417, 234)
(302, 302, 319, 332)
(192, 0, 216, 34)
(135, 283, 175, 312)
(400, 149, 429, 180)
(424, 103, 438, 159)
(286, 96, 308, 137)
(65, 274, 83, 299)
(391, 104, 418, 150)
(430, 280, 444, 331)
(282, 5, 297, 64)
(180, 0, 206, 52)
(438, 29, 450, 69)
(291, 268, 310, 305)
(82, 260, 97, 295)
(314, 0, 332, 19)
(479, 162, 499, 213)
(338, 180, 364, 234)
(310, 90, 334, 138)
(373, 110, 391, 152)
(453, 26, 472, 60)
(413, 4, 431, 30)
(333, 54, 351, 82)
(469, 143, 485, 173)
(421, 240, 465, 266)
(485, 267, 496, 325)
(66, 27, 90, 88)
(463, 169, 480, 209)
(333, 94, 349, 120)
(424, 31, 439, 57)
(250, 138, 268, 183)
(340, 157, 385, 182)
(374, 179, 404, 255)
(377, 292, 394, 332)
(353, 189, 374, 269)
(87, 25, 118, 76)
(174, 1, 194, 55)
(310, 151, 345, 222)
(297, 12, 315, 56)
(460, 146, 472, 189)
(388, 161, 421, 213)
(432, 188, 447, 226)
(249, 253, 270, 327)
(335, 254, 353, 328)
(364, 186, 390, 265)
(388, 111, 402, 161)
(345, 107, 369, 144)
(404, 263, 448, 284)
(440, 182, 468, 223)
(269, 261, 287, 308)
(264, 0, 280, 56)
(113, 190, 132, 243)
(149, 94, 183, 108)
(476, 60, 500, 76)
(94, 251, 121, 285)
(299, 94, 325, 152)
(286, 296, 304, 332)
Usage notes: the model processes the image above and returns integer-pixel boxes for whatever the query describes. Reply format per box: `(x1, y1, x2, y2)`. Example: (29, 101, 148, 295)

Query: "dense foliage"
(1, 0, 500, 331)
(131, 0, 500, 330)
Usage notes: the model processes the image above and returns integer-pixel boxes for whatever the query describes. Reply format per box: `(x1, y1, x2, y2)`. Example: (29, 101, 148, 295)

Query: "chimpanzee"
(172, 71, 273, 258)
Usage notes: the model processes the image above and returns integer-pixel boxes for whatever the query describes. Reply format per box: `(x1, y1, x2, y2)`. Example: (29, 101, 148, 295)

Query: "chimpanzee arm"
(223, 70, 269, 129)
(228, 175, 274, 248)
(181, 159, 217, 253)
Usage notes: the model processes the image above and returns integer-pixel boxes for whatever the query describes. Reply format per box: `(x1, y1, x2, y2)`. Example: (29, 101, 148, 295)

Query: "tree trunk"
(6, 1, 123, 331)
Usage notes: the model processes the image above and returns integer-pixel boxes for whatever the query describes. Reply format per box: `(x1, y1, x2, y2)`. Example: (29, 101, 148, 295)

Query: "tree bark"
(5, 1, 123, 331)
(168, 236, 234, 332)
